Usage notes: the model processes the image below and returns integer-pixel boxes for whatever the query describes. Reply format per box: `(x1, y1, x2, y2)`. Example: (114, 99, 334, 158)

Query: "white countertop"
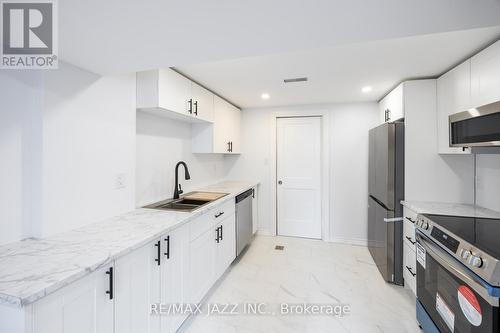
(0, 180, 257, 308)
(401, 200, 500, 219)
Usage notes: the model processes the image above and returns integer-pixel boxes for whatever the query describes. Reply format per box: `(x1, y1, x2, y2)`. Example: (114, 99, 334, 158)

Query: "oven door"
(416, 232, 499, 333)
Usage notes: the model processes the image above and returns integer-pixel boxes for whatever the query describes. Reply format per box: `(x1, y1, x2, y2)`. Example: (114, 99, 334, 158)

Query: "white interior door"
(277, 117, 322, 239)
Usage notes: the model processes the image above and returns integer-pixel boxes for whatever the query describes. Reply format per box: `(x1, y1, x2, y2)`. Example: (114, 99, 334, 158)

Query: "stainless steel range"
(415, 213, 500, 333)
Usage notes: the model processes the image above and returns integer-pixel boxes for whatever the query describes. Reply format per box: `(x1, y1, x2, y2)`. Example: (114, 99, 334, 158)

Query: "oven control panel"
(430, 227, 460, 254)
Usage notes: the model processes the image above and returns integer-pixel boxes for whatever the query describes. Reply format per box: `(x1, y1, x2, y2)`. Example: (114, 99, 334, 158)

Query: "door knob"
(278, 180, 283, 185)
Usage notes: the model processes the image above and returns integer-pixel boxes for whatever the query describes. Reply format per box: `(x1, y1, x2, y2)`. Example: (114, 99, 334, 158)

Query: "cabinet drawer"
(209, 199, 235, 224)
(403, 218, 416, 251)
(189, 199, 235, 241)
(403, 242, 417, 295)
(403, 207, 417, 224)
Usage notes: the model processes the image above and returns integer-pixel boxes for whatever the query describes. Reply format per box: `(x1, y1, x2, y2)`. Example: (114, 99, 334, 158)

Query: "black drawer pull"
(216, 227, 220, 243)
(406, 217, 415, 224)
(164, 235, 170, 259)
(406, 266, 416, 277)
(154, 240, 161, 265)
(220, 225, 223, 240)
(215, 212, 225, 218)
(105, 267, 113, 300)
(405, 236, 416, 245)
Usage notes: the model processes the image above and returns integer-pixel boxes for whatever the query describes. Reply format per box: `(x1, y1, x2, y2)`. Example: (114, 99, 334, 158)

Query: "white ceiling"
(59, 0, 500, 75)
(176, 28, 500, 108)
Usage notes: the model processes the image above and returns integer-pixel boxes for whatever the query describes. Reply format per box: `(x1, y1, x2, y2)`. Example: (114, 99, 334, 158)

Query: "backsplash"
(476, 155, 500, 212)
(136, 112, 227, 207)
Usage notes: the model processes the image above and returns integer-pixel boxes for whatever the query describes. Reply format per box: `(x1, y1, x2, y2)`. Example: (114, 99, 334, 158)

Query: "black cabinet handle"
(406, 266, 416, 277)
(227, 142, 231, 152)
(252, 188, 255, 198)
(405, 236, 416, 245)
(220, 225, 223, 240)
(188, 99, 193, 114)
(406, 217, 415, 224)
(194, 101, 198, 115)
(105, 267, 113, 300)
(164, 235, 170, 259)
(230, 142, 233, 152)
(154, 240, 161, 266)
(215, 211, 225, 218)
(216, 227, 220, 243)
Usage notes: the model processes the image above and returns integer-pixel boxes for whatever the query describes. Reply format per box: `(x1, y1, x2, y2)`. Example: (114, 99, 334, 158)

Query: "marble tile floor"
(180, 235, 421, 333)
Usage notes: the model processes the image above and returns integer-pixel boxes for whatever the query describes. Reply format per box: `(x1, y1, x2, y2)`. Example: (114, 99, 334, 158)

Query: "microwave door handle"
(416, 233, 499, 306)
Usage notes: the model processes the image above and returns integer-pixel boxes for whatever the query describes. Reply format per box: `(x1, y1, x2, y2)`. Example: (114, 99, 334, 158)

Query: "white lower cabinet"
(114, 240, 161, 333)
(31, 265, 114, 333)
(1, 199, 240, 333)
(161, 225, 190, 333)
(403, 207, 417, 296)
(214, 214, 236, 280)
(188, 219, 216, 304)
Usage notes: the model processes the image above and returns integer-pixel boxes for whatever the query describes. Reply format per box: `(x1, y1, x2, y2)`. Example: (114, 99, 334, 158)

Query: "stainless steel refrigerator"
(368, 121, 404, 285)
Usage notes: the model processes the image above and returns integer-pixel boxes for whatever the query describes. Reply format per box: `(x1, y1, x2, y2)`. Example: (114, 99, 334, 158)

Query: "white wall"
(40, 63, 136, 237)
(136, 112, 226, 207)
(404, 80, 474, 203)
(0, 72, 44, 245)
(476, 155, 500, 212)
(224, 103, 379, 244)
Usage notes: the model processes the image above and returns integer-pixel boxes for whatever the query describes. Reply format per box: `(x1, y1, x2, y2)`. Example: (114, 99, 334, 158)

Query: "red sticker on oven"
(457, 285, 482, 326)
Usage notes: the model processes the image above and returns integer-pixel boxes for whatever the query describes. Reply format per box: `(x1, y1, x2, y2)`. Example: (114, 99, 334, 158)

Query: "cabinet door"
(379, 83, 404, 123)
(213, 96, 233, 153)
(436, 60, 472, 154)
(215, 214, 236, 280)
(471, 40, 500, 107)
(157, 68, 192, 116)
(192, 82, 214, 122)
(32, 265, 114, 333)
(161, 224, 189, 333)
(114, 240, 161, 333)
(228, 104, 241, 153)
(188, 228, 216, 304)
(403, 243, 417, 295)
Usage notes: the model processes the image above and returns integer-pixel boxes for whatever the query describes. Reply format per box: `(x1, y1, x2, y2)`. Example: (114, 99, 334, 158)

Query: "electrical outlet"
(115, 174, 126, 189)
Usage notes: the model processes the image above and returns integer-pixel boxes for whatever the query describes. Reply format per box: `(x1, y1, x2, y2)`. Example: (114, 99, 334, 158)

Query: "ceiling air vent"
(283, 77, 308, 83)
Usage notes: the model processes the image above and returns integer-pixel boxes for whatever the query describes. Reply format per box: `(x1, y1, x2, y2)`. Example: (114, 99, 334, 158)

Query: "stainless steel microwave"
(449, 101, 500, 147)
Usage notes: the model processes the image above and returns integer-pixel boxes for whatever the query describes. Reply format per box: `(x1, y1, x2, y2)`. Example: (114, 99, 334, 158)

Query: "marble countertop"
(401, 200, 500, 219)
(0, 180, 258, 308)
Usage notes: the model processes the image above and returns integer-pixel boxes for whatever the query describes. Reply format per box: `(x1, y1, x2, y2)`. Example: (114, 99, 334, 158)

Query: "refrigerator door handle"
(383, 217, 403, 223)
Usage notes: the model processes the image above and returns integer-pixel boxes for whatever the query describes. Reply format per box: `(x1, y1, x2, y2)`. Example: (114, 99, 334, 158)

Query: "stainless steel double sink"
(143, 192, 228, 212)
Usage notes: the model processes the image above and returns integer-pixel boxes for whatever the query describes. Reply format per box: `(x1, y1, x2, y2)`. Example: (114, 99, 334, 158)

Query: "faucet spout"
(173, 161, 190, 199)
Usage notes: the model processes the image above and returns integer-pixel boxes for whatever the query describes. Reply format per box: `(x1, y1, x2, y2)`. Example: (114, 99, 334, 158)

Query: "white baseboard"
(255, 229, 273, 236)
(330, 237, 368, 247)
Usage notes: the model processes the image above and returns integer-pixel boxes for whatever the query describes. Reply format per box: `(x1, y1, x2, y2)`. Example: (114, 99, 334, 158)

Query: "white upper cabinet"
(137, 68, 214, 123)
(471, 40, 500, 107)
(379, 83, 404, 123)
(191, 82, 215, 122)
(192, 95, 242, 154)
(436, 60, 472, 154)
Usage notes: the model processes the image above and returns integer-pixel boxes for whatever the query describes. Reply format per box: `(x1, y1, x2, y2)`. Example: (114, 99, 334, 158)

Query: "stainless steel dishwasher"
(235, 189, 253, 256)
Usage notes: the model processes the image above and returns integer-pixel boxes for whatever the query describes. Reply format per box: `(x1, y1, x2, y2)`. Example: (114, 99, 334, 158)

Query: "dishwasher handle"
(236, 189, 254, 203)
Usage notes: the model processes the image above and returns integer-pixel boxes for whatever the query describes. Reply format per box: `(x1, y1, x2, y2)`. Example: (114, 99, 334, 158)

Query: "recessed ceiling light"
(362, 86, 373, 93)
(261, 93, 270, 100)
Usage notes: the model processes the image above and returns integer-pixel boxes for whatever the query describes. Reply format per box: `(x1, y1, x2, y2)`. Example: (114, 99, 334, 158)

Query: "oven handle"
(416, 232, 500, 306)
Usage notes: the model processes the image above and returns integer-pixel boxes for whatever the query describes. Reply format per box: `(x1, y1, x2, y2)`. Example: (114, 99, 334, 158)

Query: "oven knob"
(461, 249, 471, 260)
(422, 221, 430, 230)
(469, 255, 484, 268)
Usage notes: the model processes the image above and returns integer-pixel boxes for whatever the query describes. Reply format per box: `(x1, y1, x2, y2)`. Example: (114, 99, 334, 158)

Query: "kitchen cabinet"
(31, 265, 114, 333)
(379, 83, 404, 123)
(136, 68, 214, 123)
(160, 224, 190, 333)
(436, 60, 472, 154)
(471, 40, 500, 107)
(192, 95, 242, 154)
(114, 240, 161, 333)
(188, 217, 216, 304)
(402, 207, 417, 296)
(214, 214, 236, 280)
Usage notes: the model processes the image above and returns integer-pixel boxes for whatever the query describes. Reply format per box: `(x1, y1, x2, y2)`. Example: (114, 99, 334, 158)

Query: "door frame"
(270, 112, 330, 241)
